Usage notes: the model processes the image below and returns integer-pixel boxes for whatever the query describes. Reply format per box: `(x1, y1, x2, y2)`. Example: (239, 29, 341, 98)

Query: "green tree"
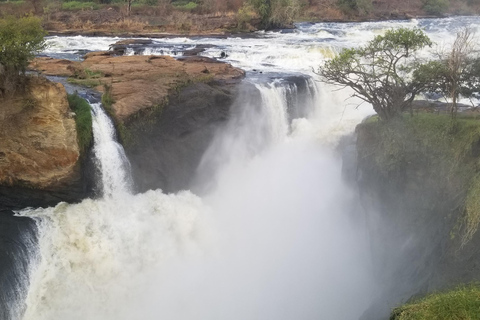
(337, 0, 372, 15)
(0, 16, 47, 97)
(250, 0, 272, 27)
(318, 28, 432, 121)
(422, 0, 449, 15)
(249, 0, 301, 29)
(414, 28, 479, 118)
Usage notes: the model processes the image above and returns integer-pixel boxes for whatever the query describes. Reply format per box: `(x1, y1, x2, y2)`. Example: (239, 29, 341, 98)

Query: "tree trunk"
(127, 0, 132, 16)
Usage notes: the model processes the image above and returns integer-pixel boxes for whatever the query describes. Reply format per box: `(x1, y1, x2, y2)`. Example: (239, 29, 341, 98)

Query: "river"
(7, 16, 480, 320)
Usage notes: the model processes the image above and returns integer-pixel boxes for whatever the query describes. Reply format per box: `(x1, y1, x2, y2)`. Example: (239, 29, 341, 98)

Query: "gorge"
(2, 16, 480, 320)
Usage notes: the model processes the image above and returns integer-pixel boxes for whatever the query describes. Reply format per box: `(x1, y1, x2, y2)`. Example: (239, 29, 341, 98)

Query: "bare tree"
(414, 28, 478, 118)
(447, 28, 476, 116)
(126, 0, 135, 16)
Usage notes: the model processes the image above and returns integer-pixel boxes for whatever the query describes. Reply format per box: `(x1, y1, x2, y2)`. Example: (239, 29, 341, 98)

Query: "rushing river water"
(8, 16, 480, 320)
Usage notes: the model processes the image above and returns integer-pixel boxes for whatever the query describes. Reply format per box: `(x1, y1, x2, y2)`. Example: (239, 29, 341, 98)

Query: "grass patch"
(67, 78, 102, 88)
(172, 1, 198, 11)
(61, 1, 100, 10)
(84, 68, 103, 79)
(68, 68, 104, 88)
(391, 284, 480, 319)
(67, 93, 92, 155)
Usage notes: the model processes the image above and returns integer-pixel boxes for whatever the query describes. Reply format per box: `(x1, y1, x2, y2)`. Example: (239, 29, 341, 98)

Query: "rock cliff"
(0, 77, 91, 210)
(349, 115, 480, 320)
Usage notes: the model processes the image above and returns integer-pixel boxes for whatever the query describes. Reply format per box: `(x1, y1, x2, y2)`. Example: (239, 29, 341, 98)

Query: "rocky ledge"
(32, 52, 244, 123)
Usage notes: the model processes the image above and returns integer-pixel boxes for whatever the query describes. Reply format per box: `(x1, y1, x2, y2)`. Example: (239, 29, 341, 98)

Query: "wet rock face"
(0, 210, 37, 320)
(124, 81, 238, 194)
(0, 77, 92, 210)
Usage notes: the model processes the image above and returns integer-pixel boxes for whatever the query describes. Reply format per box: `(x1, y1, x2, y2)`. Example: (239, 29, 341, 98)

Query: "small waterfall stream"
(90, 102, 132, 197)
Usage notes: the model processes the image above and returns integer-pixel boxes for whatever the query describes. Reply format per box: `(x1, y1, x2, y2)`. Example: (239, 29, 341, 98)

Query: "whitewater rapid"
(13, 15, 480, 320)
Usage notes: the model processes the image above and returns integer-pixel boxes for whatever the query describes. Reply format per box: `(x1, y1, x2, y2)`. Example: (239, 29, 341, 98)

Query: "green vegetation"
(172, 1, 198, 10)
(100, 84, 133, 146)
(67, 93, 93, 155)
(249, 0, 302, 29)
(67, 68, 104, 88)
(422, 0, 450, 15)
(359, 113, 480, 245)
(319, 28, 432, 121)
(0, 15, 47, 97)
(236, 2, 256, 30)
(413, 28, 480, 118)
(391, 285, 480, 319)
(61, 1, 100, 10)
(337, 0, 372, 15)
(67, 78, 102, 87)
(464, 174, 480, 245)
(101, 83, 115, 107)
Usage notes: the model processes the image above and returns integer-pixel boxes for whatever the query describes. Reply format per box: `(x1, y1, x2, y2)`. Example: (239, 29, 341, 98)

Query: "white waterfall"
(16, 77, 375, 320)
(19, 101, 210, 320)
(90, 102, 132, 197)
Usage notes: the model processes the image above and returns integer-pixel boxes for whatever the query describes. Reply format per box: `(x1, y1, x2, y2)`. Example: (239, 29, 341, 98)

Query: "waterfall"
(90, 102, 132, 197)
(18, 101, 209, 320)
(15, 76, 376, 320)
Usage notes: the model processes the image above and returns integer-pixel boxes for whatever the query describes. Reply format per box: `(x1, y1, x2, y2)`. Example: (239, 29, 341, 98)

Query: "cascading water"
(90, 102, 132, 197)
(15, 75, 376, 320)
(18, 101, 210, 320)
(9, 15, 480, 320)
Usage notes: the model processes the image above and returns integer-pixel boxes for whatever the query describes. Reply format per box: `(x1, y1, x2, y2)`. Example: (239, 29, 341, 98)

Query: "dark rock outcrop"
(0, 210, 37, 320)
(124, 80, 239, 193)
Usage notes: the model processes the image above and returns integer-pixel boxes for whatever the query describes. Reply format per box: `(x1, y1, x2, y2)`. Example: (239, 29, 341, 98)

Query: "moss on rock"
(67, 93, 93, 156)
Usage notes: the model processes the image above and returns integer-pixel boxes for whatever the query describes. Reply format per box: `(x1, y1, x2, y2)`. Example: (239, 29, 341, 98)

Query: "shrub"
(61, 1, 100, 10)
(337, 0, 372, 15)
(173, 1, 198, 10)
(236, 2, 255, 29)
(67, 93, 93, 155)
(423, 0, 449, 15)
(0, 15, 47, 97)
(249, 0, 302, 29)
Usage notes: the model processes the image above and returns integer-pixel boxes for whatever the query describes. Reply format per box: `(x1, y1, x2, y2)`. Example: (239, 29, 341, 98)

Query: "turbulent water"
(11, 16, 480, 320)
